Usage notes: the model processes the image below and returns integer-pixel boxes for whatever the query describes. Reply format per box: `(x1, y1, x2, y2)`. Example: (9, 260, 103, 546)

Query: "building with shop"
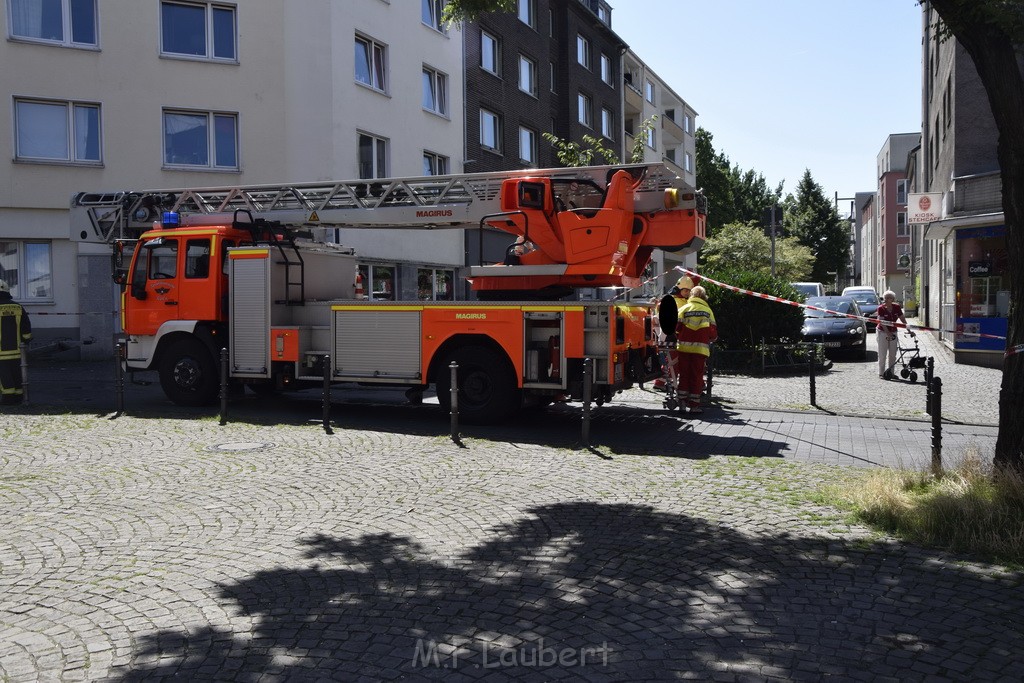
(909, 4, 1015, 367)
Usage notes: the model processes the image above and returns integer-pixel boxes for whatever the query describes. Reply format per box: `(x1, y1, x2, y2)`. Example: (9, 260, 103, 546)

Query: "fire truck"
(71, 163, 706, 423)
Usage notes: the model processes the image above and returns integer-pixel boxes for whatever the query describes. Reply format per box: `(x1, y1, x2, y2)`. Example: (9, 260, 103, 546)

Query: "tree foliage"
(442, 0, 514, 25)
(695, 128, 782, 238)
(700, 221, 814, 282)
(927, 0, 1024, 473)
(784, 170, 849, 285)
(542, 132, 619, 167)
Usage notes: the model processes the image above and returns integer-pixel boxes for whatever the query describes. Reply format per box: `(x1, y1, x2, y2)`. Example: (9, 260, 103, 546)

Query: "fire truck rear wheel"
(159, 338, 218, 406)
(438, 345, 520, 424)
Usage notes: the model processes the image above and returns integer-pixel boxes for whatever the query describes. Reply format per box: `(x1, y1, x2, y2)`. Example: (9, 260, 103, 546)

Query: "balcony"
(662, 115, 684, 145)
(624, 77, 643, 114)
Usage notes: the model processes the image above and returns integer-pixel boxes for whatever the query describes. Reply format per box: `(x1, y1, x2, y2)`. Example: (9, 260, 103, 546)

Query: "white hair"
(882, 290, 897, 301)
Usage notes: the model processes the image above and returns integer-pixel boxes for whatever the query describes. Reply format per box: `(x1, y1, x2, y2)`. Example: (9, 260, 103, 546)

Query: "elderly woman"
(874, 290, 913, 379)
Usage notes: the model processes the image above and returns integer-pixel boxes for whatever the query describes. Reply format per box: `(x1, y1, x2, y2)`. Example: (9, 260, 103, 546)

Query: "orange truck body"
(82, 164, 705, 423)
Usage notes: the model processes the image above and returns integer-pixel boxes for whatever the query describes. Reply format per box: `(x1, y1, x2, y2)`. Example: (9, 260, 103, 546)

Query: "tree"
(784, 170, 849, 286)
(542, 115, 658, 167)
(926, 0, 1024, 473)
(695, 128, 783, 238)
(700, 221, 814, 282)
(442, 0, 514, 25)
(542, 132, 620, 167)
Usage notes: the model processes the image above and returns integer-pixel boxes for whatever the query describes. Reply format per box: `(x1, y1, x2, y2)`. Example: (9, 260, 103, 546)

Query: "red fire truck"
(71, 163, 705, 423)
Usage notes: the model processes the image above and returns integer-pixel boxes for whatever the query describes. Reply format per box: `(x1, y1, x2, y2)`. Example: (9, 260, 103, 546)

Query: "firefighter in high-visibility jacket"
(0, 279, 31, 405)
(675, 285, 716, 415)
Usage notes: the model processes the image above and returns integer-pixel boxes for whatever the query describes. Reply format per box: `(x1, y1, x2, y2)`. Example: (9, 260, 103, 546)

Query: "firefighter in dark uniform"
(0, 279, 32, 405)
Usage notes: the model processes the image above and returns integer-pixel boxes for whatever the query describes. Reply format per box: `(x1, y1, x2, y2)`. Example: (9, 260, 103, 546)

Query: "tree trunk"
(933, 2, 1024, 472)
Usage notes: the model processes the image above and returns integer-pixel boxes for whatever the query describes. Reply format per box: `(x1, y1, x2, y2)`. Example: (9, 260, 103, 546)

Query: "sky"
(610, 0, 924, 211)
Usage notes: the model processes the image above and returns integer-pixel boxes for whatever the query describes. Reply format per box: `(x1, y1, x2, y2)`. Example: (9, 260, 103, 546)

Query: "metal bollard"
(322, 354, 333, 435)
(114, 339, 126, 416)
(449, 361, 460, 443)
(924, 356, 935, 415)
(930, 376, 942, 476)
(807, 343, 817, 407)
(218, 348, 229, 426)
(581, 357, 593, 447)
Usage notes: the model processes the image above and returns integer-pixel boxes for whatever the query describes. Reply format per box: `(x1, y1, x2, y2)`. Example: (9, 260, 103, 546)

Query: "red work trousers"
(676, 352, 707, 405)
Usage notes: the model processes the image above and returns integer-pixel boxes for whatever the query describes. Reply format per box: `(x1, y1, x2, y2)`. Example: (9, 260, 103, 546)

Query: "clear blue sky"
(610, 0, 923, 209)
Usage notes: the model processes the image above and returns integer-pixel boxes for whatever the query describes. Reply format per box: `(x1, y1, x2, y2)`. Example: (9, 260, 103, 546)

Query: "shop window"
(359, 263, 394, 300)
(417, 268, 454, 301)
(956, 228, 1009, 319)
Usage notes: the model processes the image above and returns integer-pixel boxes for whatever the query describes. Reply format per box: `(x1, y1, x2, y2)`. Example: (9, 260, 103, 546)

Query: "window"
(896, 243, 910, 269)
(576, 34, 591, 69)
(423, 150, 449, 176)
(422, 66, 448, 115)
(519, 126, 537, 164)
(597, 3, 610, 24)
(15, 98, 100, 163)
(163, 110, 237, 169)
(896, 179, 908, 205)
(417, 268, 453, 301)
(665, 148, 676, 164)
(518, 55, 536, 96)
(9, 0, 96, 46)
(600, 107, 613, 139)
(0, 240, 52, 301)
(645, 79, 655, 104)
(148, 239, 178, 280)
(684, 113, 692, 134)
(896, 212, 909, 237)
(684, 152, 693, 172)
(600, 53, 612, 84)
(358, 264, 394, 300)
(358, 133, 388, 178)
(161, 1, 236, 60)
(355, 34, 387, 92)
(421, 0, 444, 31)
(517, 0, 534, 27)
(646, 125, 655, 150)
(549, 62, 556, 93)
(184, 239, 211, 279)
(480, 109, 501, 152)
(578, 93, 592, 127)
(480, 30, 499, 75)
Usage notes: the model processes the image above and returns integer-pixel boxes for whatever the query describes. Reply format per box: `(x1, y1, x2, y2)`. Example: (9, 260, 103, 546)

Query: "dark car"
(801, 296, 868, 359)
(841, 287, 880, 331)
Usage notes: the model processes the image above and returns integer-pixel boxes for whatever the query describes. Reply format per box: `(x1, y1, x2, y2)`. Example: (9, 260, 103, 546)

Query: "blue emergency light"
(161, 211, 180, 229)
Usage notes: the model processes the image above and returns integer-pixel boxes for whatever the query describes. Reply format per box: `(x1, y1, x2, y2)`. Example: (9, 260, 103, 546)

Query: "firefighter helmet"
(0, 279, 9, 293)
(675, 276, 695, 291)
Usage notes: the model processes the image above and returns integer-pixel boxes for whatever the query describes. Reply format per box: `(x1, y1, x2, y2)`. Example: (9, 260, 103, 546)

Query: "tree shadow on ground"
(112, 501, 1024, 681)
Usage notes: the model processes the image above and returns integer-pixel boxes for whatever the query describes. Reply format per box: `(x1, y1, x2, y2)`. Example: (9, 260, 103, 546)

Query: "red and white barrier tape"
(674, 267, 1020, 358)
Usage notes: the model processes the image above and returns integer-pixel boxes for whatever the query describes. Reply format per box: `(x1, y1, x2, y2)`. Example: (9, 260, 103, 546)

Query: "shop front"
(937, 222, 1010, 367)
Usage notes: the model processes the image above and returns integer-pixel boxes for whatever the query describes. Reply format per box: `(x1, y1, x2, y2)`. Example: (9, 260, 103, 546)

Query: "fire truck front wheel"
(158, 338, 218, 406)
(437, 345, 520, 424)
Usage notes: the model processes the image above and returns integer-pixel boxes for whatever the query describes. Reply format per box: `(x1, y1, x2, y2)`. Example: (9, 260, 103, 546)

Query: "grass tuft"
(822, 448, 1024, 568)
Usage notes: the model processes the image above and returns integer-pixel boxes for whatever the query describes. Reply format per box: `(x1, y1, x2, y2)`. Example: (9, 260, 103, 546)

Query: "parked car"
(791, 282, 825, 299)
(801, 295, 867, 359)
(841, 286, 881, 330)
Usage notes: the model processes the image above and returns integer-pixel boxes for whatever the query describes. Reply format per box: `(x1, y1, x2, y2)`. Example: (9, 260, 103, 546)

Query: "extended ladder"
(70, 163, 698, 243)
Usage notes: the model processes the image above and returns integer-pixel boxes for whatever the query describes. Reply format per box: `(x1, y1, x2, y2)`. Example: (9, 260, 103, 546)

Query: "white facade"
(1, 0, 464, 355)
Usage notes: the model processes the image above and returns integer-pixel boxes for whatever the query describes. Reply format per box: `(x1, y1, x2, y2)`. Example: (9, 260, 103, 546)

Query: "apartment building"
(622, 48, 699, 297)
(871, 133, 919, 299)
(1, 0, 464, 358)
(909, 3, 1018, 367)
(460, 0, 626, 285)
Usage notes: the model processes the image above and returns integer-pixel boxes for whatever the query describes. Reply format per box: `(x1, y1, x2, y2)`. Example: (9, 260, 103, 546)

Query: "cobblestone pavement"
(0, 347, 1019, 681)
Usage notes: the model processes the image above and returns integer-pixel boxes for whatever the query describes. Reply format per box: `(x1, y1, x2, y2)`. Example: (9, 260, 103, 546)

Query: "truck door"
(127, 236, 180, 336)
